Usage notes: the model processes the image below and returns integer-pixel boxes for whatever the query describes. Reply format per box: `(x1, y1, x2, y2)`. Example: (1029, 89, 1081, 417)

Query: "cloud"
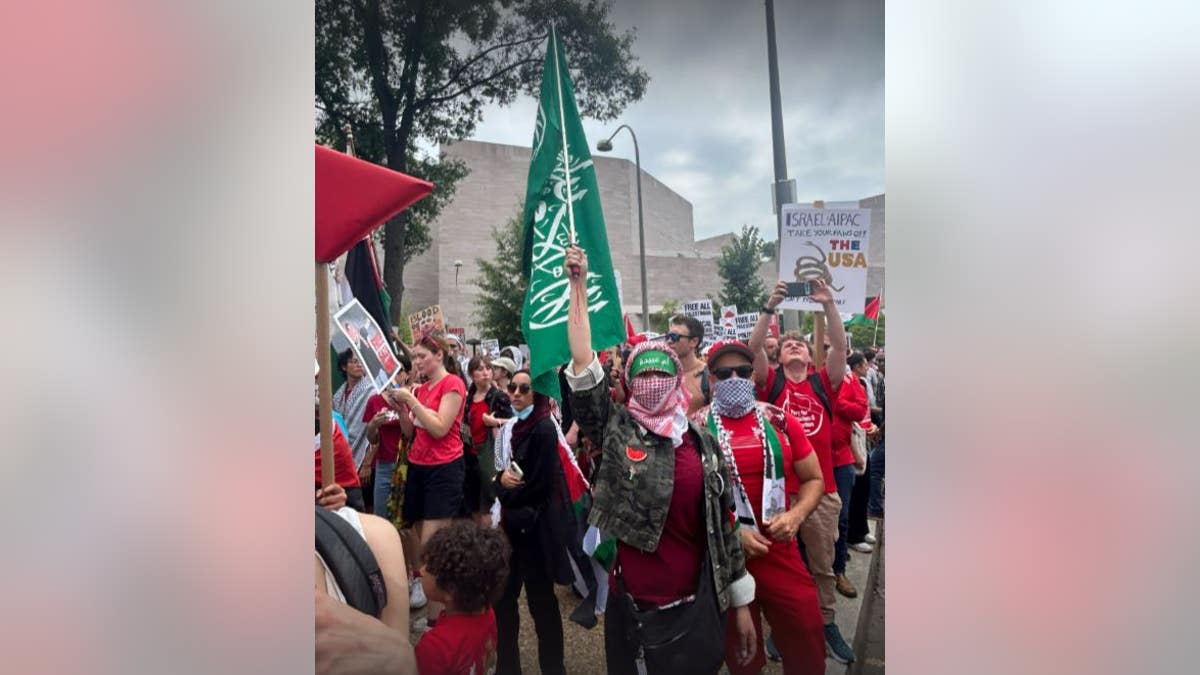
(465, 0, 883, 241)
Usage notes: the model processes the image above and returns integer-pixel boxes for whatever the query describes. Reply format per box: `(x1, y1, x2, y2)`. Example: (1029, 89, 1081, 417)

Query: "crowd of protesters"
(315, 246, 886, 675)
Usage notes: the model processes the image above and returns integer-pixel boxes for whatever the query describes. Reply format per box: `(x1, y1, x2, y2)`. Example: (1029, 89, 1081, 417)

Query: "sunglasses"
(506, 383, 532, 394)
(712, 365, 755, 380)
(665, 332, 693, 342)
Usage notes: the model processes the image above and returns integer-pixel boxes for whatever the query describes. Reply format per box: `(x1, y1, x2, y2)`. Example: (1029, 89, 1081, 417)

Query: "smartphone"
(508, 461, 524, 479)
(785, 280, 812, 298)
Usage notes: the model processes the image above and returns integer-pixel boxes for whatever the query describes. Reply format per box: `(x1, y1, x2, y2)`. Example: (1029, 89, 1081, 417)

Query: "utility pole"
(765, 0, 799, 331)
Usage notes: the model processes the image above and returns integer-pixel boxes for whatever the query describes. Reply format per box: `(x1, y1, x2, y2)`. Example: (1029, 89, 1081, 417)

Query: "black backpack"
(315, 506, 388, 617)
(767, 364, 833, 417)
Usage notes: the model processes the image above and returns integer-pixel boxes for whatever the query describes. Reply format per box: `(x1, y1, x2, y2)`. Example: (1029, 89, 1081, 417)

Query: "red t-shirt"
(314, 425, 361, 488)
(468, 399, 490, 449)
(614, 433, 706, 606)
(831, 374, 869, 468)
(414, 609, 497, 675)
(758, 368, 837, 492)
(719, 411, 810, 515)
(409, 374, 467, 466)
(362, 394, 405, 464)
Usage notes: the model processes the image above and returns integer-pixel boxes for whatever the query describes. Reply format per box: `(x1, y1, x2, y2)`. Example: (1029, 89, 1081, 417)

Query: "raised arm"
(811, 279, 847, 389)
(565, 245, 594, 375)
(749, 281, 787, 388)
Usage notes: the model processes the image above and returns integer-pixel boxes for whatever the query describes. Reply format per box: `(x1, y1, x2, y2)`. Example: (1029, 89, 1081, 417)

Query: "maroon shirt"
(362, 394, 404, 464)
(612, 433, 706, 605)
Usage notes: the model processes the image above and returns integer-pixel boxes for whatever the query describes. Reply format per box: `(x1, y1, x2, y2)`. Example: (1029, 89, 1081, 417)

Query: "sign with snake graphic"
(777, 204, 871, 313)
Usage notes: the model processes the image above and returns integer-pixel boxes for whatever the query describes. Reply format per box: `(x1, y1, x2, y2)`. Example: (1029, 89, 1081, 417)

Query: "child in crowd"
(415, 522, 511, 675)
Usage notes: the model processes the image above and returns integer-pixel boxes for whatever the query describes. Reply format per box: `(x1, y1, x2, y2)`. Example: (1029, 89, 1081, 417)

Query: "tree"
(845, 312, 885, 349)
(473, 208, 528, 346)
(315, 0, 650, 325)
(647, 299, 681, 334)
(716, 225, 770, 312)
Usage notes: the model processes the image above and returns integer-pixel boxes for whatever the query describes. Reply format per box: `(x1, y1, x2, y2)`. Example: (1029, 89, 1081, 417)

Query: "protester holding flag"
(332, 350, 373, 471)
(490, 370, 575, 675)
(690, 339, 828, 675)
(391, 332, 468, 622)
(562, 245, 757, 674)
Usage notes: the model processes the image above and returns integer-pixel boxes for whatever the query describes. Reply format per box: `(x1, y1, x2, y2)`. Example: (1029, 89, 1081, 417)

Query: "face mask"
(514, 404, 534, 421)
(712, 376, 757, 418)
(629, 374, 676, 411)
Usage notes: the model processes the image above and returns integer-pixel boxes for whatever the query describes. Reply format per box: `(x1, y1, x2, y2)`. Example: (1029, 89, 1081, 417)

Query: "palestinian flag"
(845, 295, 881, 327)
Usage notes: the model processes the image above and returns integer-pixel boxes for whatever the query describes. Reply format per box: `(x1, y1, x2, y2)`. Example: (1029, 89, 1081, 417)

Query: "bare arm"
(811, 279, 847, 389)
(564, 245, 594, 375)
(407, 390, 462, 439)
(789, 452, 825, 524)
(749, 281, 787, 388)
(358, 514, 410, 633)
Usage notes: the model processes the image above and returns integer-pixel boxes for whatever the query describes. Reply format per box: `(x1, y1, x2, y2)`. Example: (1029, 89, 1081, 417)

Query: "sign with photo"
(334, 299, 402, 394)
(407, 304, 445, 340)
(481, 339, 500, 356)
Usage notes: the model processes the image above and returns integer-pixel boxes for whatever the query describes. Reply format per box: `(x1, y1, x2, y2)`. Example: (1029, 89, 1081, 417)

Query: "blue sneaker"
(765, 634, 782, 662)
(824, 623, 856, 664)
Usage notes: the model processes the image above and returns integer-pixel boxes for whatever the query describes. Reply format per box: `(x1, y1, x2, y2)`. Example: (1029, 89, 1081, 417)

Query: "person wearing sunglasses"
(464, 355, 515, 528)
(747, 279, 856, 664)
(665, 315, 709, 416)
(690, 340, 827, 675)
(561, 245, 757, 675)
(491, 370, 576, 675)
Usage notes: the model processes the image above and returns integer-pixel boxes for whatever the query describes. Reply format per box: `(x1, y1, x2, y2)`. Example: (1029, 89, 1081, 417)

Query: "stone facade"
(396, 139, 884, 337)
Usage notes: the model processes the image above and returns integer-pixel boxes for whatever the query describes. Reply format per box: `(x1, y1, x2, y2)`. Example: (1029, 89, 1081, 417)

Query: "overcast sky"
(465, 0, 884, 242)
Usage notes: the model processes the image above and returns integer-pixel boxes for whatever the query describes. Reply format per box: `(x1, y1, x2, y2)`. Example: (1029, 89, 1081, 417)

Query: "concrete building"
(400, 139, 884, 337)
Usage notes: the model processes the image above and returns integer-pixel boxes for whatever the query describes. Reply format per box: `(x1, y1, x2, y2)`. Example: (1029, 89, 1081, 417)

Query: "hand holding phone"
(785, 280, 812, 298)
(508, 461, 524, 479)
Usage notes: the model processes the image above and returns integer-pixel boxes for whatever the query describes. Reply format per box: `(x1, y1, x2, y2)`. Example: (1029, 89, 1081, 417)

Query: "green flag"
(521, 28, 625, 399)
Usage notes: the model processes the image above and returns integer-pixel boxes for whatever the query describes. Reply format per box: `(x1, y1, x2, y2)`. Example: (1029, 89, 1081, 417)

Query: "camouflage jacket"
(566, 357, 755, 610)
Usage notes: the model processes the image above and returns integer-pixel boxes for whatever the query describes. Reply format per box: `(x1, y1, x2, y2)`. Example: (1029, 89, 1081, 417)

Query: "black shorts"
(463, 451, 483, 514)
(403, 458, 465, 523)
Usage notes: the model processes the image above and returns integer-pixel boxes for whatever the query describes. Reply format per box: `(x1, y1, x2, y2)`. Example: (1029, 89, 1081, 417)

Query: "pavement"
(410, 518, 883, 673)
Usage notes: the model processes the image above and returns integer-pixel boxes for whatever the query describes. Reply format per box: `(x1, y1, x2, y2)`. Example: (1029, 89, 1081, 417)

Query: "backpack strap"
(699, 366, 711, 404)
(807, 372, 834, 418)
(768, 364, 787, 406)
(315, 507, 387, 618)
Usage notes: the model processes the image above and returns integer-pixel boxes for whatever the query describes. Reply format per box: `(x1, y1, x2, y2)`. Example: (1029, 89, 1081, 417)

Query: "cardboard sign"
(448, 326, 466, 341)
(334, 299, 402, 394)
(407, 305, 445, 339)
(778, 204, 871, 313)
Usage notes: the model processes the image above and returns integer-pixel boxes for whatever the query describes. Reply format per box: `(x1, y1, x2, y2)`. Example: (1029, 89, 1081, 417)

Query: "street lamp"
(596, 125, 648, 332)
(453, 259, 463, 287)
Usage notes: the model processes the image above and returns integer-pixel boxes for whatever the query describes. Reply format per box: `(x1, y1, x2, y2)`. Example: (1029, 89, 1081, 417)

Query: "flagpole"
(872, 287, 883, 347)
(551, 26, 581, 279)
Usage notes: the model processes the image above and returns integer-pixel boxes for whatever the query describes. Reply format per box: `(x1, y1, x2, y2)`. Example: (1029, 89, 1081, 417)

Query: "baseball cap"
(491, 356, 518, 375)
(705, 340, 755, 368)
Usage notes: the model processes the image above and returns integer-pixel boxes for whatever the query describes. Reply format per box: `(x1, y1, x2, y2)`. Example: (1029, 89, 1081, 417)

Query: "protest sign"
(734, 312, 759, 340)
(683, 299, 717, 346)
(334, 299, 402, 394)
(481, 339, 500, 356)
(407, 304, 445, 339)
(778, 204, 871, 313)
(448, 326, 466, 342)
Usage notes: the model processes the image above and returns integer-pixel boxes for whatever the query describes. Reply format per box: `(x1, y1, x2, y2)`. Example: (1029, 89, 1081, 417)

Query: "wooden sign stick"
(316, 262, 336, 488)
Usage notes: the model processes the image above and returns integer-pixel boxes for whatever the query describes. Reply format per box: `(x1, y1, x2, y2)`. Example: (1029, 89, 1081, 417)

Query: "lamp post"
(596, 125, 649, 332)
(453, 259, 463, 287)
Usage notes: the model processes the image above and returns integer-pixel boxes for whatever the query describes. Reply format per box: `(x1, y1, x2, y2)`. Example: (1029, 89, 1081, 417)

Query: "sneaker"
(409, 580, 428, 609)
(851, 541, 874, 553)
(824, 623, 856, 664)
(864, 533, 877, 544)
(836, 573, 858, 598)
(765, 634, 782, 662)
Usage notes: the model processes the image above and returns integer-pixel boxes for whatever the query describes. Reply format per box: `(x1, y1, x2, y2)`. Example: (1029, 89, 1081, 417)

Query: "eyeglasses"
(665, 332, 693, 342)
(506, 383, 532, 394)
(712, 365, 755, 380)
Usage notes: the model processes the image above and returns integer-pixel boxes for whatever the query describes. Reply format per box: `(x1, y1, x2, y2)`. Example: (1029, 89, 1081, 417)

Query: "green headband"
(628, 349, 677, 377)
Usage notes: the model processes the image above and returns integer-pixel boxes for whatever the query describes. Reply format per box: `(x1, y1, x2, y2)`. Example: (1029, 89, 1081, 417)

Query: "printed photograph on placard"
(334, 299, 402, 394)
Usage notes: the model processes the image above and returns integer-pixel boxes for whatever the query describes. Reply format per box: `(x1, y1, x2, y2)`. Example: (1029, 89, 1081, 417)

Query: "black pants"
(847, 457, 873, 544)
(495, 534, 565, 675)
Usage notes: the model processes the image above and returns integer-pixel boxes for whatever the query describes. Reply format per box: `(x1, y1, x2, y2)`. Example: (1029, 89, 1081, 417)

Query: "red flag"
(315, 144, 434, 263)
(768, 313, 780, 339)
(624, 314, 636, 340)
(864, 296, 881, 321)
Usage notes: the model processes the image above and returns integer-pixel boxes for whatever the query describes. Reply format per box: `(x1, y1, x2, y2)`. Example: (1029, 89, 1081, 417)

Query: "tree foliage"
(315, 0, 650, 324)
(846, 312, 885, 350)
(648, 299, 681, 334)
(716, 225, 770, 312)
(472, 209, 528, 346)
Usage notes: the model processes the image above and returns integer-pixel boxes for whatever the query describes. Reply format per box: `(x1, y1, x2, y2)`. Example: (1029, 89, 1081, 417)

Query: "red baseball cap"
(706, 340, 755, 368)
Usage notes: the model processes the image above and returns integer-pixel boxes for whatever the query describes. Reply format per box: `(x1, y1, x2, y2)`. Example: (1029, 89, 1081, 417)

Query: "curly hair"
(423, 521, 511, 613)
